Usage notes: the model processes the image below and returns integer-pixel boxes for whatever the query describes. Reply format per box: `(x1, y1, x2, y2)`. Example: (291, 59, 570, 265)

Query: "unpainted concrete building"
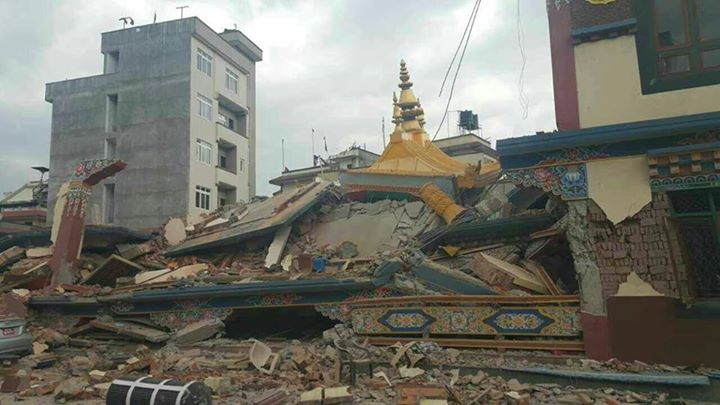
(46, 17, 261, 229)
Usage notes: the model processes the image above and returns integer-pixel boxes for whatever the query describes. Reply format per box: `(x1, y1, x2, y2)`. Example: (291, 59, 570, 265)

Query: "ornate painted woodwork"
(352, 305, 580, 337)
(648, 143, 720, 191)
(50, 159, 126, 286)
(507, 163, 588, 200)
(348, 296, 581, 338)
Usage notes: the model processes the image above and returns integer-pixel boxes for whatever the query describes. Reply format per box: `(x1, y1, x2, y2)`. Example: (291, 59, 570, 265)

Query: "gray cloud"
(0, 0, 555, 197)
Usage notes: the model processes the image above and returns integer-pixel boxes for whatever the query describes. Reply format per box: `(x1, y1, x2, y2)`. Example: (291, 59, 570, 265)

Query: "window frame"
(197, 94, 212, 121)
(669, 188, 720, 298)
(196, 48, 213, 76)
(195, 185, 211, 210)
(195, 139, 213, 166)
(634, 0, 720, 94)
(225, 68, 239, 94)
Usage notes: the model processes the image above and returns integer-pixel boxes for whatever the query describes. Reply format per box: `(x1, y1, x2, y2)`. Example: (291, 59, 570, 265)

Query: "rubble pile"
(0, 321, 707, 404)
(0, 181, 715, 403)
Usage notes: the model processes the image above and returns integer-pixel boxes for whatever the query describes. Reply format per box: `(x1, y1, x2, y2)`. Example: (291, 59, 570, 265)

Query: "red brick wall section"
(587, 193, 689, 301)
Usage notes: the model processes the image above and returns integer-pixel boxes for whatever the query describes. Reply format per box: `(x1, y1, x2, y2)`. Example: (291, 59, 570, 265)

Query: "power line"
(431, 0, 482, 143)
(438, 0, 482, 98)
(517, 0, 530, 119)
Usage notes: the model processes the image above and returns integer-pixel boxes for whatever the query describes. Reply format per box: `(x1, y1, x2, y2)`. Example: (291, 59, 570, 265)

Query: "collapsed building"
(1, 56, 719, 402)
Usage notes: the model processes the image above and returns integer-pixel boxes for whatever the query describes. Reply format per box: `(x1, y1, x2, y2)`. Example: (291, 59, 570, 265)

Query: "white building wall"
(187, 37, 250, 224)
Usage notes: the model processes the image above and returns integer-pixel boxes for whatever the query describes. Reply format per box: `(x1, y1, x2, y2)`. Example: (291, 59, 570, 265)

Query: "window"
(196, 48, 212, 76)
(103, 184, 115, 224)
(227, 117, 235, 130)
(195, 139, 212, 165)
(635, 0, 720, 93)
(669, 189, 720, 297)
(104, 51, 119, 74)
(195, 186, 211, 210)
(105, 138, 116, 159)
(105, 94, 118, 132)
(197, 94, 212, 120)
(225, 69, 239, 93)
(239, 158, 245, 172)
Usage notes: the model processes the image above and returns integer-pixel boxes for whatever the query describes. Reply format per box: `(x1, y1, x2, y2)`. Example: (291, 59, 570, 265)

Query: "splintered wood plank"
(479, 253, 548, 294)
(83, 255, 144, 287)
(89, 320, 169, 343)
(523, 260, 562, 296)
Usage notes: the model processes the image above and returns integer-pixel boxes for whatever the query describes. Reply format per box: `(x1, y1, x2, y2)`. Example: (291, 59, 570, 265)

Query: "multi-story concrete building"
(45, 17, 261, 229)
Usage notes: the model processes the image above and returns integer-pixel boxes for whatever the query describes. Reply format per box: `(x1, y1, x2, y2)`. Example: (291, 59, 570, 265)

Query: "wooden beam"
(367, 337, 584, 352)
(479, 253, 548, 294)
(347, 295, 580, 308)
(523, 260, 562, 296)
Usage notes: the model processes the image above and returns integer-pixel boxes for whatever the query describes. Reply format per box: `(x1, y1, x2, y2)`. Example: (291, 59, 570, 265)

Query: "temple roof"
(351, 60, 500, 181)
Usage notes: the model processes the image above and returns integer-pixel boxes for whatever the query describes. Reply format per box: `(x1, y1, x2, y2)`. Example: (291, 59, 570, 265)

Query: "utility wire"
(431, 0, 482, 143)
(438, 0, 482, 98)
(517, 0, 530, 119)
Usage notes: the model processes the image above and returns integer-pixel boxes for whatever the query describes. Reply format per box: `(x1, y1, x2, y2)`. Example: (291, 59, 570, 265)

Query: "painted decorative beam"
(367, 337, 585, 352)
(50, 159, 126, 286)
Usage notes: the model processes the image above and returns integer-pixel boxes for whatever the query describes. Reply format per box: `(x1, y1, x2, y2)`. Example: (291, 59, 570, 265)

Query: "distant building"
(45, 17, 262, 229)
(270, 147, 379, 192)
(433, 133, 498, 165)
(0, 180, 48, 233)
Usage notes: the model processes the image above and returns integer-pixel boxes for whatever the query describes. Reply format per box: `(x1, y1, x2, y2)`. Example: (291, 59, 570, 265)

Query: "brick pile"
(586, 193, 689, 301)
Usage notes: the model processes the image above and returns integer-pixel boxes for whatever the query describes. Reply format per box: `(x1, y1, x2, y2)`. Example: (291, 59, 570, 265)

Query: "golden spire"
(396, 60, 427, 143)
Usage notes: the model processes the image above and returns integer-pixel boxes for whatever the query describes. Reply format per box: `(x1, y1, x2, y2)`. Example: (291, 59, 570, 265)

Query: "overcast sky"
(0, 0, 555, 197)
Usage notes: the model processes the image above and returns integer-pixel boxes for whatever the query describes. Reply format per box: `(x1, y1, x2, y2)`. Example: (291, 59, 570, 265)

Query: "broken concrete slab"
(83, 254, 145, 287)
(0, 246, 25, 268)
(204, 376, 232, 395)
(163, 217, 187, 246)
(264, 224, 292, 268)
(168, 181, 335, 256)
(88, 319, 170, 343)
(134, 263, 208, 285)
(25, 247, 53, 258)
(173, 317, 224, 345)
(205, 217, 230, 229)
(117, 242, 154, 260)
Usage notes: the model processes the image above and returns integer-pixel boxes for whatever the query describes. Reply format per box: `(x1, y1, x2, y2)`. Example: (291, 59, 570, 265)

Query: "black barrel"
(106, 376, 212, 405)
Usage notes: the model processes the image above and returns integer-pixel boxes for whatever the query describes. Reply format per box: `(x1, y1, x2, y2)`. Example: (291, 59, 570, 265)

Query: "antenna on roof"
(119, 17, 134, 28)
(176, 5, 189, 18)
(382, 117, 386, 147)
(153, 12, 157, 23)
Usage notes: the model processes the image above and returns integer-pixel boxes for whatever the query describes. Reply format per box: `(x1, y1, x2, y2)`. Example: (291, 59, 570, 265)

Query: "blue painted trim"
(571, 18, 637, 43)
(648, 141, 720, 156)
(503, 367, 710, 386)
(497, 111, 720, 162)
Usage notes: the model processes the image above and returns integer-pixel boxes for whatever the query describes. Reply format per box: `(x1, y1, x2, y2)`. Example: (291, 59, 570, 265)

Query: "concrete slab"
(164, 218, 187, 246)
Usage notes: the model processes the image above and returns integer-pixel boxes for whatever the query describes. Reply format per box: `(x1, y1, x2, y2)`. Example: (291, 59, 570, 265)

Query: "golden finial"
(399, 59, 412, 88)
(398, 59, 419, 109)
(390, 92, 404, 143)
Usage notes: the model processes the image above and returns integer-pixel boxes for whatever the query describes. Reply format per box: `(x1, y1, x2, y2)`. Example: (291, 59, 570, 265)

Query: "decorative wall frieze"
(507, 163, 588, 200)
